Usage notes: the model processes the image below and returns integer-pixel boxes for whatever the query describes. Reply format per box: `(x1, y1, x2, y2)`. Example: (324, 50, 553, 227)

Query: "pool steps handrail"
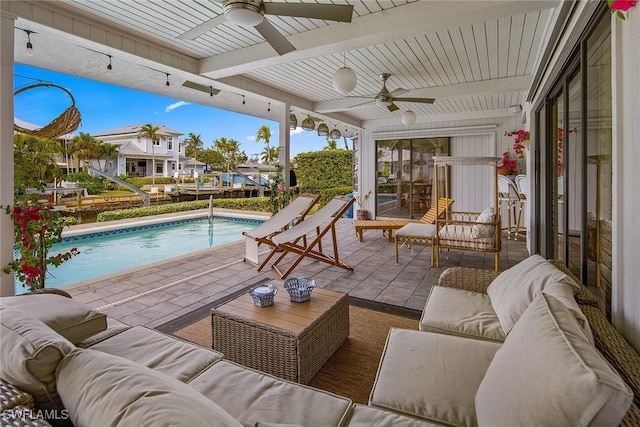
(88, 166, 150, 206)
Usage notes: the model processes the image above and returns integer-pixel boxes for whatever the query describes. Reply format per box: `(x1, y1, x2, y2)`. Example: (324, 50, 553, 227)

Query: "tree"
(137, 124, 160, 186)
(13, 134, 62, 198)
(184, 132, 204, 159)
(255, 125, 272, 165)
(98, 142, 119, 173)
(323, 139, 338, 150)
(261, 146, 279, 164)
(213, 137, 246, 172)
(68, 132, 100, 172)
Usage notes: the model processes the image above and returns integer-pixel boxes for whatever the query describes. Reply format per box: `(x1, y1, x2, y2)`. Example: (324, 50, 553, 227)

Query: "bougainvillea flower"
(610, 0, 637, 11)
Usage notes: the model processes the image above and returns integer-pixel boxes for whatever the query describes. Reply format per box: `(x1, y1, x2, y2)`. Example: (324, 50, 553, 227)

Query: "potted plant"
(497, 151, 518, 176)
(354, 190, 372, 220)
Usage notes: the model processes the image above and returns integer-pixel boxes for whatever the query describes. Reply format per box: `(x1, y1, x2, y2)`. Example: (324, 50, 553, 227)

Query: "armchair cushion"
(471, 206, 495, 239)
(476, 293, 633, 426)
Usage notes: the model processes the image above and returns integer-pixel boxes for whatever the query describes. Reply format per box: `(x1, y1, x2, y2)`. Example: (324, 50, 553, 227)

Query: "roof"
(116, 141, 172, 159)
(93, 124, 183, 138)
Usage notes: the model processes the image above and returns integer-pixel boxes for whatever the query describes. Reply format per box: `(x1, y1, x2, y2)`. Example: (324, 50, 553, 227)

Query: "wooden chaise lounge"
(353, 197, 454, 242)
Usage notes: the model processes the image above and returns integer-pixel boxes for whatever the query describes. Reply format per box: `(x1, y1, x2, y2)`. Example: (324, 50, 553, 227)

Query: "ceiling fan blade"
(255, 20, 296, 55)
(387, 103, 400, 112)
(315, 97, 375, 113)
(264, 2, 353, 22)
(390, 88, 409, 97)
(393, 97, 436, 104)
(178, 14, 227, 40)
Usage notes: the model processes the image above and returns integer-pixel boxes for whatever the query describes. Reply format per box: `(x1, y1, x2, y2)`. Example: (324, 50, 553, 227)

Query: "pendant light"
(332, 52, 357, 94)
(317, 122, 329, 136)
(289, 113, 298, 130)
(329, 128, 342, 139)
(301, 116, 316, 131)
(401, 110, 416, 125)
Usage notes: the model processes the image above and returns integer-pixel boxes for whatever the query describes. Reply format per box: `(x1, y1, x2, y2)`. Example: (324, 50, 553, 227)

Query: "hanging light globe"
(329, 128, 342, 139)
(333, 67, 357, 94)
(401, 110, 417, 126)
(301, 116, 316, 131)
(317, 123, 329, 136)
(289, 113, 298, 130)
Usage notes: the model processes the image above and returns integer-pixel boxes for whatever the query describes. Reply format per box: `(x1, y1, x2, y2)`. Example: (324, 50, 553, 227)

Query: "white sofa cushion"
(0, 306, 74, 410)
(370, 328, 501, 426)
(471, 207, 495, 238)
(1, 294, 107, 343)
(486, 254, 590, 339)
(87, 326, 223, 383)
(419, 286, 505, 342)
(56, 348, 242, 427)
(189, 360, 352, 427)
(475, 293, 633, 426)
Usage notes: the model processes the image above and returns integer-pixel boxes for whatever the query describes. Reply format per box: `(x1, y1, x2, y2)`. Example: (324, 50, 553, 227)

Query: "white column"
(276, 103, 291, 187)
(1, 11, 16, 296)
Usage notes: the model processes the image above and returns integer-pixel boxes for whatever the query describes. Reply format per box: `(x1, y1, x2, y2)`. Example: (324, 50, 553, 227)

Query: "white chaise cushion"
(476, 293, 633, 426)
(486, 254, 590, 339)
(471, 207, 495, 238)
(1, 294, 107, 343)
(419, 286, 505, 342)
(56, 348, 242, 427)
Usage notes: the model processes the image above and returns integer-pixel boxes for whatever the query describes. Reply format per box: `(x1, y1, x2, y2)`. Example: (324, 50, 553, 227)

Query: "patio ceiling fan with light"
(178, 0, 354, 55)
(316, 73, 435, 113)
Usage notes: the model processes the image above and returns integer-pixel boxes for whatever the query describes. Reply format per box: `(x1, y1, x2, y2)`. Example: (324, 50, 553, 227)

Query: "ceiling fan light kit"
(224, 1, 264, 27)
(401, 110, 416, 126)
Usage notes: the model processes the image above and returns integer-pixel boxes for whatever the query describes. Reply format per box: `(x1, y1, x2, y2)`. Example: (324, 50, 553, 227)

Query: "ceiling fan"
(316, 73, 436, 114)
(178, 0, 354, 55)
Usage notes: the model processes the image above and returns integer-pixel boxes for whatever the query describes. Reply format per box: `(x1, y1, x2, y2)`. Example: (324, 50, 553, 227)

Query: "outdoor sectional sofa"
(370, 255, 640, 426)
(1, 255, 639, 426)
(0, 291, 431, 427)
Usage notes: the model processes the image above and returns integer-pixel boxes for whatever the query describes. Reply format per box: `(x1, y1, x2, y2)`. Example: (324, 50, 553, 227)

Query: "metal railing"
(87, 166, 150, 206)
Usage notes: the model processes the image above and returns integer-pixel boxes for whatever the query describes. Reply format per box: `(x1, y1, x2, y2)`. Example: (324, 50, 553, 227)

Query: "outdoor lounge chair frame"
(261, 195, 355, 279)
(433, 156, 502, 271)
(353, 197, 454, 242)
(243, 193, 321, 270)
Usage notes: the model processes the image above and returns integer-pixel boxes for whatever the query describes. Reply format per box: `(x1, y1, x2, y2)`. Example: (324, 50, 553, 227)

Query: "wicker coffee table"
(211, 286, 349, 384)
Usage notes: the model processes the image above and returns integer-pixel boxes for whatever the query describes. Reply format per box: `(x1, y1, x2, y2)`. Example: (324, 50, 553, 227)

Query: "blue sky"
(13, 63, 333, 158)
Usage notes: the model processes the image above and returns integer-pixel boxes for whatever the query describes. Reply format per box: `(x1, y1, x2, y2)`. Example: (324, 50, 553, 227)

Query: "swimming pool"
(14, 216, 260, 294)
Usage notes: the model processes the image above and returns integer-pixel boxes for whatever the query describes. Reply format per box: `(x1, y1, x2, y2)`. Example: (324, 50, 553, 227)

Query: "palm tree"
(184, 132, 204, 159)
(323, 139, 338, 150)
(68, 132, 100, 172)
(98, 142, 120, 173)
(255, 125, 272, 165)
(261, 146, 279, 164)
(137, 124, 160, 186)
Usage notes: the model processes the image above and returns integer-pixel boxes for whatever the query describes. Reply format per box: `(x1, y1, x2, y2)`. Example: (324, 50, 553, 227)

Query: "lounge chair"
(243, 193, 320, 269)
(260, 195, 355, 278)
(353, 197, 454, 242)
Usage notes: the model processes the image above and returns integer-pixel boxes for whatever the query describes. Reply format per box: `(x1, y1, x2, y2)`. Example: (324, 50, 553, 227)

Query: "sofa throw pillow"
(475, 293, 633, 426)
(0, 306, 74, 411)
(1, 294, 107, 343)
(56, 348, 243, 427)
(471, 206, 495, 239)
(486, 254, 590, 338)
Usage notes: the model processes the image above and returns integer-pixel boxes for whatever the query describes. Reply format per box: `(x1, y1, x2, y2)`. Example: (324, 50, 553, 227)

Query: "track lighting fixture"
(106, 55, 112, 76)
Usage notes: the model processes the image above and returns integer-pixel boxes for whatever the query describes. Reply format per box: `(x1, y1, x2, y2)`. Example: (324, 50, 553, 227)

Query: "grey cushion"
(1, 294, 107, 343)
(189, 360, 352, 427)
(0, 306, 74, 411)
(486, 254, 590, 340)
(346, 404, 442, 426)
(420, 286, 505, 342)
(56, 348, 242, 427)
(370, 328, 500, 426)
(87, 326, 223, 383)
(475, 293, 633, 426)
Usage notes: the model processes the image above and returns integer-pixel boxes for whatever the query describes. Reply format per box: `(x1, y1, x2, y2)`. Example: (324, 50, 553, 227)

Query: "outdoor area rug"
(159, 293, 420, 404)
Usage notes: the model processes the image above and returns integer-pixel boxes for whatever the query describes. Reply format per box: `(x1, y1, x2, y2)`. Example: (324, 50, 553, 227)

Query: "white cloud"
(290, 127, 305, 135)
(246, 135, 256, 141)
(165, 101, 190, 112)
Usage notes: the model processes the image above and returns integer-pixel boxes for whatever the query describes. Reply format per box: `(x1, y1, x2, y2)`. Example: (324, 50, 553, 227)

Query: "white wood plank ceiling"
(7, 0, 560, 128)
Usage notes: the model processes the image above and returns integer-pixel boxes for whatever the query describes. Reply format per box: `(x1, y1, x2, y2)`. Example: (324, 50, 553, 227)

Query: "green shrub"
(63, 172, 104, 195)
(96, 198, 273, 222)
(122, 176, 176, 188)
(294, 151, 353, 192)
(317, 186, 353, 207)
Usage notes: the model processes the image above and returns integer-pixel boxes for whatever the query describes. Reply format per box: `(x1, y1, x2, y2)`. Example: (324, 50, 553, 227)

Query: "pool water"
(16, 217, 259, 293)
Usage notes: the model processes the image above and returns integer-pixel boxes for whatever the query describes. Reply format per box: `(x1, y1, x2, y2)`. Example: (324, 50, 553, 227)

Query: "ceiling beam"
(199, 1, 559, 79)
(363, 108, 518, 128)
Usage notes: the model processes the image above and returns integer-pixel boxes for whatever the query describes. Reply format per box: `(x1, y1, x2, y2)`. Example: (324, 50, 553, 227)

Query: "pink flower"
(610, 0, 636, 11)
